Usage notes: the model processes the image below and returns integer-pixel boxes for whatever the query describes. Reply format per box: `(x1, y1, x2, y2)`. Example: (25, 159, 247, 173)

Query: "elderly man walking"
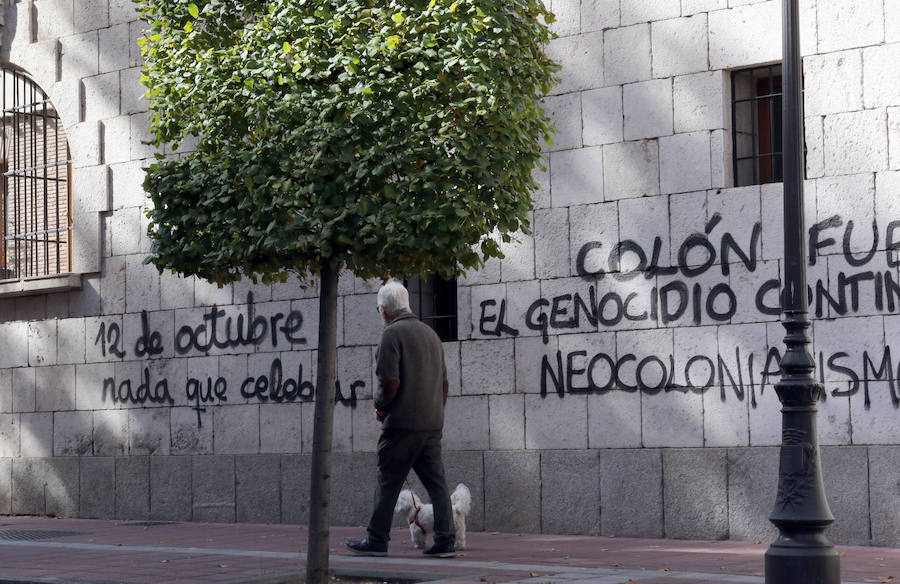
(345, 279, 456, 558)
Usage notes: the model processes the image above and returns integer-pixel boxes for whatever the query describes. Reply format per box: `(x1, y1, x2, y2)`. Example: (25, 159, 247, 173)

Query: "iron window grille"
(404, 275, 457, 342)
(731, 64, 784, 187)
(1, 66, 72, 280)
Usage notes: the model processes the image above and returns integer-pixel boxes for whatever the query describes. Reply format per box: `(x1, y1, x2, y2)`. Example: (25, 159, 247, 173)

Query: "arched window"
(1, 66, 72, 279)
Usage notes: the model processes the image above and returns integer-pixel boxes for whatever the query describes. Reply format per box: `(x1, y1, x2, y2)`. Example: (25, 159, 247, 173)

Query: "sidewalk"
(0, 516, 896, 584)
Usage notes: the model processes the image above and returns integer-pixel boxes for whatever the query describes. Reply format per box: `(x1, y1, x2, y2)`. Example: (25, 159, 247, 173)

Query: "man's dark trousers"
(366, 429, 455, 548)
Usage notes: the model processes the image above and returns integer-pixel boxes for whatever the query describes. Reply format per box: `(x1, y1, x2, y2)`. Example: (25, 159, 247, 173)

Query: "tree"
(135, 1, 557, 582)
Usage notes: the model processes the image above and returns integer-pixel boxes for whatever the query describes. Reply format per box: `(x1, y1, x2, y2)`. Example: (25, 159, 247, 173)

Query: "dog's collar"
(409, 505, 426, 533)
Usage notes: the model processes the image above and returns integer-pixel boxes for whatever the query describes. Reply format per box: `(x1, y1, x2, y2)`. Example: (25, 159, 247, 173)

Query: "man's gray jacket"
(374, 312, 447, 431)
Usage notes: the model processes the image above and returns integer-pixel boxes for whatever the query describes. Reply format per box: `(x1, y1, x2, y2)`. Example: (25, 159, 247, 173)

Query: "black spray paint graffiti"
(479, 213, 900, 342)
(575, 213, 763, 280)
(539, 345, 900, 409)
(577, 213, 900, 282)
(173, 294, 306, 354)
(92, 293, 307, 360)
(102, 367, 174, 405)
(95, 293, 363, 427)
(101, 357, 362, 427)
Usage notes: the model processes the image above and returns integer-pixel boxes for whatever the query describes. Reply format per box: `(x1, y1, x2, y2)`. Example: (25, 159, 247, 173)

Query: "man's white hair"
(377, 279, 411, 318)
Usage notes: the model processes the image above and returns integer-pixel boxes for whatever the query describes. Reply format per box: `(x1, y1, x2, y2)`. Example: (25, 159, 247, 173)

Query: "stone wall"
(2, 447, 894, 546)
(0, 0, 897, 547)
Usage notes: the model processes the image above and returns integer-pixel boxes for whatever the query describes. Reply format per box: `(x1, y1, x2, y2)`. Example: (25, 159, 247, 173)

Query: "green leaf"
(184, 20, 193, 32)
(386, 35, 400, 50)
(283, 42, 292, 53)
(391, 12, 405, 24)
(188, 3, 199, 18)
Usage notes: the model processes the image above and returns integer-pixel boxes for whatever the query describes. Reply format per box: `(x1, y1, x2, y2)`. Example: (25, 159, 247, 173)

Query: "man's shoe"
(423, 541, 456, 558)
(345, 539, 387, 556)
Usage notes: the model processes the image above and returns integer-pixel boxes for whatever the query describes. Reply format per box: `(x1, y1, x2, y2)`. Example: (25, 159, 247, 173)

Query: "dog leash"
(404, 478, 426, 534)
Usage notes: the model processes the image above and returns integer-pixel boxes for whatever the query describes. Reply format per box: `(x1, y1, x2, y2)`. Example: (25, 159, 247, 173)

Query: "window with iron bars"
(1, 66, 72, 280)
(731, 64, 784, 187)
(404, 275, 457, 342)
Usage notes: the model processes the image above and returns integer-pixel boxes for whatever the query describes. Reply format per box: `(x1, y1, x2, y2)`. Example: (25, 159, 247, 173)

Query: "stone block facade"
(0, 0, 896, 548)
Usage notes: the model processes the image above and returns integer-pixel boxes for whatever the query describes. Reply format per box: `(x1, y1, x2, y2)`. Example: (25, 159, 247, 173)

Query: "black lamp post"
(764, 1, 841, 582)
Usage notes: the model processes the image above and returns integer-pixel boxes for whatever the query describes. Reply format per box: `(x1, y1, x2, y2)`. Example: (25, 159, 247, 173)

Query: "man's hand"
(375, 409, 386, 422)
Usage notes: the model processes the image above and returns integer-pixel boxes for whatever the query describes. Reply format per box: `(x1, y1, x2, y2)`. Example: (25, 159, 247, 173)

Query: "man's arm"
(441, 347, 449, 405)
(379, 378, 400, 408)
(374, 330, 400, 417)
(375, 378, 400, 422)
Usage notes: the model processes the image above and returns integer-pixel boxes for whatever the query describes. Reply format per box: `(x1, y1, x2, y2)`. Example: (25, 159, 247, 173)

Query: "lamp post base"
(765, 541, 840, 584)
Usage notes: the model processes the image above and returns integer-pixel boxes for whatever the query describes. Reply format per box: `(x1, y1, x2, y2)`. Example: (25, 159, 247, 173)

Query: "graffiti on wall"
(482, 213, 900, 339)
(480, 213, 900, 409)
(93, 293, 363, 427)
(539, 345, 900, 409)
(82, 213, 900, 420)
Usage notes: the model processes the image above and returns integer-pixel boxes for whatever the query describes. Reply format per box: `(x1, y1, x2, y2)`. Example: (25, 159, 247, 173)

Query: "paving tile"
(0, 516, 894, 584)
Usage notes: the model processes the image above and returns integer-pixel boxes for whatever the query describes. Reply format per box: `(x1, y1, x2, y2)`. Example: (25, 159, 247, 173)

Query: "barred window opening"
(1, 66, 72, 280)
(405, 275, 458, 342)
(732, 64, 784, 187)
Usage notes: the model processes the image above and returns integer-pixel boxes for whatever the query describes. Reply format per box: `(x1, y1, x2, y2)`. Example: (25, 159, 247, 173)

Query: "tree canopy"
(137, 0, 558, 283)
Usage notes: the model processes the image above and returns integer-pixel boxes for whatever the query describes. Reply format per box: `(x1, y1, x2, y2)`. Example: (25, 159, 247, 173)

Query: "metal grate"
(0, 529, 82, 541)
(405, 275, 457, 342)
(1, 66, 73, 280)
(731, 64, 784, 187)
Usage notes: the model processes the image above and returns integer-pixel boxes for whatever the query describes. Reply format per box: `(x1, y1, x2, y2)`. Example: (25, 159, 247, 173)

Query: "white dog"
(395, 483, 471, 550)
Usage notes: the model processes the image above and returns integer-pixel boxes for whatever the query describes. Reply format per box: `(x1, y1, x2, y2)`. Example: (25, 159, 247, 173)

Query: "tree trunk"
(306, 261, 339, 584)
